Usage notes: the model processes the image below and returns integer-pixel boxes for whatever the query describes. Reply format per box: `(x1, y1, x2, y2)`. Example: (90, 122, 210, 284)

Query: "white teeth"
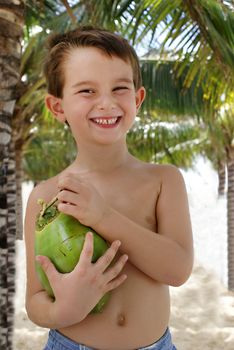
(93, 118, 118, 125)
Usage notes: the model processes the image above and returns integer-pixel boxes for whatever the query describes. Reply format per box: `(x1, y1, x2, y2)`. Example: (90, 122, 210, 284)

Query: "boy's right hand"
(36, 232, 128, 328)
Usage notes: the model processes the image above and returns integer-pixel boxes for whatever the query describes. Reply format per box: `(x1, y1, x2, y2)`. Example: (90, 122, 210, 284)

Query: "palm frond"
(127, 117, 203, 168)
(140, 59, 205, 117)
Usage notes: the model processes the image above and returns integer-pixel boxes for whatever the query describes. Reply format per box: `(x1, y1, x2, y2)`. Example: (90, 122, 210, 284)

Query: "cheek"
(64, 98, 89, 117)
(118, 94, 136, 110)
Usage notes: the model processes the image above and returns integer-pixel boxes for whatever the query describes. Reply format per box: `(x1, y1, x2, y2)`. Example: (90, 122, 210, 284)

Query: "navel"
(117, 313, 126, 327)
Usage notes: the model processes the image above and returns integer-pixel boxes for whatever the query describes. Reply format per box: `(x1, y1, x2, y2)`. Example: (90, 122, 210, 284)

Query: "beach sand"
(13, 158, 234, 349)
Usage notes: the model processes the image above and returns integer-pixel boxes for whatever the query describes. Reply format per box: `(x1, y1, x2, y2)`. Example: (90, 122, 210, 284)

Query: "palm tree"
(127, 58, 206, 166)
(0, 1, 25, 349)
(140, 55, 231, 196)
(126, 0, 234, 290)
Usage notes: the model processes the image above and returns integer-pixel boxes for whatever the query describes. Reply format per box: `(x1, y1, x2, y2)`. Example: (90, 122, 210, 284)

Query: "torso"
(40, 160, 171, 350)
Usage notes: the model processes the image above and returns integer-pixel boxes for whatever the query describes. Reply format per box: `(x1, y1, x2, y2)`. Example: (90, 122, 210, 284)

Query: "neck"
(73, 141, 133, 173)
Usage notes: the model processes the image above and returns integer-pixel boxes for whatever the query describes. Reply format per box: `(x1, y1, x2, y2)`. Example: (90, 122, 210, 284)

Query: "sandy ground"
(13, 158, 234, 349)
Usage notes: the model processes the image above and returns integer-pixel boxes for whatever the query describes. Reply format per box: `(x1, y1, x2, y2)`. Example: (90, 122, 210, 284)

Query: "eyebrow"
(72, 81, 94, 89)
(72, 78, 133, 89)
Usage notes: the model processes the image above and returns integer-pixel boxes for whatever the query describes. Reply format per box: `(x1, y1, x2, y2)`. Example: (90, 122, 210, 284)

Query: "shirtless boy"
(24, 26, 193, 350)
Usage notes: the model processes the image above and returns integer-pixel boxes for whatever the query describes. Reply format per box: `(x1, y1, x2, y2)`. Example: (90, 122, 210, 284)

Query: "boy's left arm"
(57, 166, 193, 286)
(95, 166, 193, 286)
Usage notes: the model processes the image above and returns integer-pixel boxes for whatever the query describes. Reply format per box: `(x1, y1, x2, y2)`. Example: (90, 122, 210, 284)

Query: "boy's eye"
(78, 89, 95, 94)
(113, 86, 129, 93)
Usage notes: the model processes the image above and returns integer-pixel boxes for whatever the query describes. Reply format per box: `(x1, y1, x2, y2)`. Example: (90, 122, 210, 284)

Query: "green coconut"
(35, 197, 111, 313)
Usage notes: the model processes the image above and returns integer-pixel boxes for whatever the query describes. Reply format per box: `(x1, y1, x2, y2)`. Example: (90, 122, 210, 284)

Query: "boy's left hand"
(57, 173, 108, 227)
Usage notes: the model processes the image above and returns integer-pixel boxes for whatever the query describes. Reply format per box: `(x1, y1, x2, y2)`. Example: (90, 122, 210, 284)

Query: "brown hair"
(43, 25, 142, 98)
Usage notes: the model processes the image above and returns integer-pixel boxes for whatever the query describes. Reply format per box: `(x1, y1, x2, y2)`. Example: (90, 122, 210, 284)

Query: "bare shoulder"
(146, 162, 181, 174)
(27, 176, 59, 214)
(150, 163, 187, 198)
(153, 163, 184, 183)
(135, 160, 184, 184)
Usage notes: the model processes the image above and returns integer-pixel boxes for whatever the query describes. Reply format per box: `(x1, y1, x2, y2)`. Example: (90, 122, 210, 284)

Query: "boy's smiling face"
(46, 47, 145, 146)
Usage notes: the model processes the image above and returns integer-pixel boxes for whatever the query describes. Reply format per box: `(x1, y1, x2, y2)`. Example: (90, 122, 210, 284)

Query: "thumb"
(36, 255, 59, 285)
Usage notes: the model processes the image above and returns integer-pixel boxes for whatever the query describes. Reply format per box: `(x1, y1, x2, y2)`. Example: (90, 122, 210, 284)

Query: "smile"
(90, 117, 121, 127)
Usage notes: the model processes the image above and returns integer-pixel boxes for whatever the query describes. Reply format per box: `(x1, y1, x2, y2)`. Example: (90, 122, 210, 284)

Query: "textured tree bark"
(0, 1, 25, 349)
(15, 143, 23, 240)
(6, 141, 17, 346)
(227, 154, 234, 291)
(218, 161, 226, 196)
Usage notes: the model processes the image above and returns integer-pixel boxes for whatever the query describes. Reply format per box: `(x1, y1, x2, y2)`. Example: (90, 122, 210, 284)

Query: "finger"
(105, 273, 127, 292)
(58, 174, 83, 193)
(103, 254, 128, 282)
(94, 240, 121, 272)
(57, 202, 78, 217)
(76, 232, 94, 268)
(57, 190, 79, 206)
(36, 255, 59, 286)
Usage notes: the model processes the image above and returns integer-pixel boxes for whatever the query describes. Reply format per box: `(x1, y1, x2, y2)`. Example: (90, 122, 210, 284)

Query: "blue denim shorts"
(43, 328, 177, 350)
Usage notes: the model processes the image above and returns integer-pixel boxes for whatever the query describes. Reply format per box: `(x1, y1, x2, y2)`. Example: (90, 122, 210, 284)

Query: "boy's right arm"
(24, 186, 61, 328)
(24, 185, 128, 329)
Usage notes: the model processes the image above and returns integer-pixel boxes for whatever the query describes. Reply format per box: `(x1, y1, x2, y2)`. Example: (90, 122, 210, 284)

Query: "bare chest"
(96, 175, 160, 232)
(59, 168, 170, 344)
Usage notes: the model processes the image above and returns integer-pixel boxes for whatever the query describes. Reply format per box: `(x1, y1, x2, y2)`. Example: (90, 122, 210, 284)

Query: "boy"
(24, 26, 193, 350)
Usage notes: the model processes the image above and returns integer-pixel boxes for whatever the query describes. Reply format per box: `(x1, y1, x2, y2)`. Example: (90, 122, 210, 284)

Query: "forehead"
(63, 47, 134, 85)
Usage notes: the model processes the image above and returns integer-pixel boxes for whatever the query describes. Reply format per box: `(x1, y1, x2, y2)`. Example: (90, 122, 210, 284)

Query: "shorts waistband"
(46, 329, 93, 349)
(139, 328, 174, 349)
(45, 328, 175, 350)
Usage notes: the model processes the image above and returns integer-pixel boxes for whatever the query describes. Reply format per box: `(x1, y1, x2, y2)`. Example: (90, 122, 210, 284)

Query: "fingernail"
(116, 240, 121, 247)
(36, 255, 43, 264)
(123, 254, 128, 261)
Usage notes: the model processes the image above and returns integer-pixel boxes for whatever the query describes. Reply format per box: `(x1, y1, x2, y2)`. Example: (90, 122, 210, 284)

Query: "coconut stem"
(40, 196, 58, 217)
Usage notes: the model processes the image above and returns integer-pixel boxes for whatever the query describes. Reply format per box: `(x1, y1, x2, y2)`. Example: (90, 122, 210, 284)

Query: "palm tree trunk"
(0, 1, 25, 348)
(15, 145, 23, 240)
(6, 141, 17, 347)
(0, 142, 17, 350)
(218, 161, 226, 196)
(227, 154, 234, 291)
(0, 146, 9, 348)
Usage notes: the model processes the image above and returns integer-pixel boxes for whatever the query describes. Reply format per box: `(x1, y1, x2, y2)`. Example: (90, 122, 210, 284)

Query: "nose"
(96, 93, 117, 111)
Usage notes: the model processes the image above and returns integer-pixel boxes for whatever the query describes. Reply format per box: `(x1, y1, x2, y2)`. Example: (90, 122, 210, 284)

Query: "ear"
(45, 94, 66, 123)
(135, 86, 146, 111)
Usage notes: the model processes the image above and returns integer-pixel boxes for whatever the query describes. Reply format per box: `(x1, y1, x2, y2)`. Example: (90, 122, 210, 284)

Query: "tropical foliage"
(23, 121, 76, 183)
(129, 0, 234, 289)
